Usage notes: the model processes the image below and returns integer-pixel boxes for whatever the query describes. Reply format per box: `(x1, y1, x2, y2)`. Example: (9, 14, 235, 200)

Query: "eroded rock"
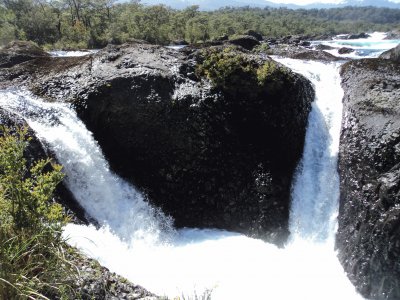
(337, 58, 400, 299)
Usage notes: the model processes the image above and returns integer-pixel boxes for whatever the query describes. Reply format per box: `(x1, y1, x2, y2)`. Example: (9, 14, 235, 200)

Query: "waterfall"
(0, 60, 363, 299)
(0, 90, 175, 244)
(274, 59, 344, 244)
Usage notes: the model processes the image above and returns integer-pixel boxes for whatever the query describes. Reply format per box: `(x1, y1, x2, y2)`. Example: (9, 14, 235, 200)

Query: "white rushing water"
(0, 59, 363, 299)
(6, 32, 396, 297)
(312, 31, 400, 59)
(48, 49, 99, 57)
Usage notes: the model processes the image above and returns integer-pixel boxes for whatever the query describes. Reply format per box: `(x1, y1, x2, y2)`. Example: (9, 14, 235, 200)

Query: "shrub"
(196, 46, 280, 93)
(196, 46, 257, 89)
(0, 126, 76, 300)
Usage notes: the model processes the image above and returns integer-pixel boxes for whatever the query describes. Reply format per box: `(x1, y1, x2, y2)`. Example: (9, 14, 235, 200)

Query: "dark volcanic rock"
(70, 252, 158, 300)
(267, 45, 342, 62)
(385, 31, 400, 40)
(337, 58, 400, 299)
(314, 44, 335, 51)
(338, 47, 355, 54)
(1, 43, 314, 246)
(243, 30, 263, 41)
(380, 44, 400, 62)
(347, 32, 370, 40)
(0, 40, 50, 68)
(228, 35, 260, 50)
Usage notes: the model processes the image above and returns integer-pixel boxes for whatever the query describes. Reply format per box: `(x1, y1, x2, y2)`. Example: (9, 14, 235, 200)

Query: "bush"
(0, 126, 76, 300)
(196, 46, 280, 91)
(196, 46, 257, 89)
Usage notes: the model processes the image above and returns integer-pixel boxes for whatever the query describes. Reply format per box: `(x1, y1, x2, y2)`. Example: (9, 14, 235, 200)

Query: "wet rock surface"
(0, 42, 314, 246)
(338, 47, 355, 54)
(380, 43, 400, 62)
(0, 41, 50, 68)
(70, 252, 160, 300)
(264, 44, 342, 62)
(337, 58, 400, 300)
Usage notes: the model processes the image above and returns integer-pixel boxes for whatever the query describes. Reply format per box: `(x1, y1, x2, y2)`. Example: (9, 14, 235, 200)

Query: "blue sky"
(265, 0, 400, 4)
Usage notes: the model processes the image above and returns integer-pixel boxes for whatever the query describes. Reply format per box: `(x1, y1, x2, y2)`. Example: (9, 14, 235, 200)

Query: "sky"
(265, 0, 400, 4)
(266, 0, 344, 4)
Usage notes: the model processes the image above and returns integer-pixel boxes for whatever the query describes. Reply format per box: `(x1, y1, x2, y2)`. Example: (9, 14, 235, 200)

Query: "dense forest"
(0, 0, 400, 49)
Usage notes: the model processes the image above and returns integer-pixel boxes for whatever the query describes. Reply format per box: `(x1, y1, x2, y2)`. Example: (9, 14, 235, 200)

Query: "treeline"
(1, 0, 400, 49)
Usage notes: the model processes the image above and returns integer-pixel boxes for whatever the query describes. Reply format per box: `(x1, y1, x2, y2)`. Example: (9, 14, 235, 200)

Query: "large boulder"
(337, 58, 400, 299)
(338, 47, 355, 54)
(0, 40, 50, 68)
(243, 30, 263, 41)
(314, 44, 335, 51)
(0, 43, 314, 245)
(380, 44, 400, 62)
(227, 35, 260, 50)
(347, 32, 370, 40)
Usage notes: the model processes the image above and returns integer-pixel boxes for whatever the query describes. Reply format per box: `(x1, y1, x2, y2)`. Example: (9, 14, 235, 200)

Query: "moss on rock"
(195, 46, 291, 98)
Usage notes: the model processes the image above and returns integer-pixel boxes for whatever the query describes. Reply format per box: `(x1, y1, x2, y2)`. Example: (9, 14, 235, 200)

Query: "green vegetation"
(0, 126, 77, 300)
(196, 47, 257, 88)
(0, 0, 399, 49)
(196, 46, 280, 91)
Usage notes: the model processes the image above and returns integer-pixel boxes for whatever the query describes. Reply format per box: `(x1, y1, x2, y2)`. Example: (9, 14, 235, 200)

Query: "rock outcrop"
(380, 44, 400, 62)
(264, 44, 342, 62)
(338, 47, 355, 54)
(227, 35, 260, 50)
(337, 58, 400, 299)
(0, 42, 314, 246)
(0, 41, 50, 68)
(347, 32, 370, 40)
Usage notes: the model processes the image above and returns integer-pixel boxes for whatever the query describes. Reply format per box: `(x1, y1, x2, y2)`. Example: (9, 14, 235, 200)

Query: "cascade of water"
(273, 59, 344, 244)
(0, 90, 175, 244)
(0, 59, 363, 299)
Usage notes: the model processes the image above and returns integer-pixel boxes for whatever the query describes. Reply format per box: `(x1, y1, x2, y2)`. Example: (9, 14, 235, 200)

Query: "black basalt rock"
(337, 58, 400, 300)
(227, 35, 260, 50)
(338, 47, 354, 54)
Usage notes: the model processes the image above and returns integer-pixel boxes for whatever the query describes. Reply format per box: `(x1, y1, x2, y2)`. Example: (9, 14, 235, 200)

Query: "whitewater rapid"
(0, 59, 363, 299)
(312, 31, 400, 59)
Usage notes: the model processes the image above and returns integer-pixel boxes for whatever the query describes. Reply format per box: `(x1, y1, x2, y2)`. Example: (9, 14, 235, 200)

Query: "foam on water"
(312, 31, 400, 58)
(48, 50, 99, 57)
(0, 58, 364, 299)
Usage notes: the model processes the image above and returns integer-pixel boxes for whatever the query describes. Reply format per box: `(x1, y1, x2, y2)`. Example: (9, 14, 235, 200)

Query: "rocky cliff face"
(337, 58, 400, 299)
(0, 42, 314, 246)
